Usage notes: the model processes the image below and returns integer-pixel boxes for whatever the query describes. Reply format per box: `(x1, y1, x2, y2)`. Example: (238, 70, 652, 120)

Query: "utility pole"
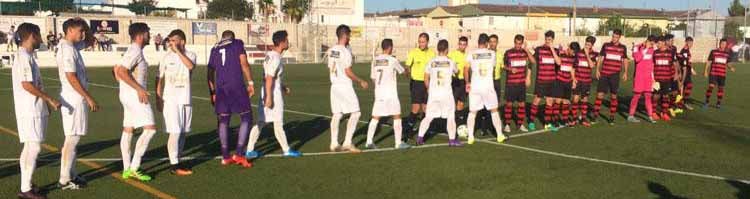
(745, 0, 749, 43)
(572, 0, 577, 36)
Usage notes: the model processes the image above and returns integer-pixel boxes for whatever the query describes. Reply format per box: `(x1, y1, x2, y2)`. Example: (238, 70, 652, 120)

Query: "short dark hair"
(647, 35, 658, 42)
(128, 22, 150, 40)
(585, 36, 596, 44)
(418, 32, 429, 41)
(544, 30, 555, 39)
(15, 23, 40, 45)
(167, 29, 186, 40)
(612, 29, 623, 36)
(222, 30, 235, 39)
(336, 24, 351, 38)
(62, 17, 89, 34)
(459, 36, 468, 43)
(720, 37, 728, 43)
(272, 30, 288, 46)
(569, 42, 581, 53)
(686, 37, 694, 42)
(514, 34, 525, 42)
(437, 39, 449, 52)
(665, 34, 675, 40)
(657, 36, 666, 42)
(489, 34, 499, 40)
(478, 33, 489, 45)
(381, 38, 393, 50)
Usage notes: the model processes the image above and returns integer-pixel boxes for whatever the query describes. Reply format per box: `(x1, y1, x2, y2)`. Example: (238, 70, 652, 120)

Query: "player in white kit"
(364, 39, 411, 150)
(465, 34, 508, 145)
(245, 30, 302, 158)
(12, 23, 61, 199)
(416, 40, 463, 147)
(155, 29, 196, 176)
(55, 18, 100, 190)
(113, 23, 155, 181)
(327, 25, 369, 153)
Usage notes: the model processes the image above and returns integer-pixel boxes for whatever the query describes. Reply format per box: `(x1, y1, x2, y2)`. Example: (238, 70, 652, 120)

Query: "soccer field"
(0, 62, 748, 199)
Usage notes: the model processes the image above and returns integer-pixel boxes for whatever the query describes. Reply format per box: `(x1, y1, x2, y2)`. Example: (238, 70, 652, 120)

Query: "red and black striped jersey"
(708, 49, 731, 77)
(534, 45, 557, 84)
(575, 50, 597, 84)
(653, 49, 676, 81)
(557, 54, 576, 83)
(504, 48, 530, 85)
(599, 42, 628, 76)
(677, 47, 692, 67)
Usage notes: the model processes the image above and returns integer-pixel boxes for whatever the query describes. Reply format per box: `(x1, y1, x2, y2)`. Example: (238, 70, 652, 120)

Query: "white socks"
(20, 142, 41, 192)
(447, 115, 457, 140)
(467, 112, 477, 140)
(365, 118, 379, 145)
(417, 117, 433, 137)
(393, 119, 403, 147)
(247, 122, 292, 153)
(59, 135, 81, 184)
(330, 113, 343, 147)
(129, 129, 156, 171)
(342, 112, 360, 146)
(246, 124, 262, 152)
(167, 133, 185, 165)
(120, 132, 133, 170)
(490, 111, 505, 137)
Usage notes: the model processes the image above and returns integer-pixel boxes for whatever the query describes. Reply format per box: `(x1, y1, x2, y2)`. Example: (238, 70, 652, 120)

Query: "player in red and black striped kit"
(664, 34, 683, 116)
(572, 36, 597, 127)
(704, 38, 736, 109)
(502, 34, 535, 133)
(594, 29, 629, 125)
(551, 42, 580, 128)
(676, 37, 695, 110)
(652, 36, 680, 121)
(529, 30, 561, 131)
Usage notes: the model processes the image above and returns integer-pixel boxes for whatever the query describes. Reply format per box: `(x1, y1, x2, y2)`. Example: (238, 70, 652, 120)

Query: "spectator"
(6, 26, 15, 52)
(97, 32, 107, 51)
(46, 31, 57, 51)
(162, 37, 168, 51)
(154, 33, 162, 51)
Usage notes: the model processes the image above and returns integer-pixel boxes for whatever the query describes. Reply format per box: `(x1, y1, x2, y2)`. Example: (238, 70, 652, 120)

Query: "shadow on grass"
(726, 180, 750, 199)
(647, 181, 687, 199)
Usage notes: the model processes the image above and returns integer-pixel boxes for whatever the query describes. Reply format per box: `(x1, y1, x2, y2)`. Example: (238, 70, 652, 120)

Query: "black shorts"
(709, 75, 726, 87)
(452, 78, 466, 102)
(683, 73, 692, 84)
(494, 80, 502, 98)
(552, 81, 573, 99)
(410, 80, 427, 104)
(505, 85, 526, 102)
(656, 81, 672, 95)
(573, 83, 591, 96)
(670, 80, 679, 92)
(534, 82, 555, 97)
(596, 74, 620, 94)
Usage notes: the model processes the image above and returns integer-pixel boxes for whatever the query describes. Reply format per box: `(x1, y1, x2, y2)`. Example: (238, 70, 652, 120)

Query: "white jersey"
(118, 44, 149, 99)
(466, 48, 497, 92)
(159, 50, 197, 105)
(12, 47, 48, 118)
(327, 45, 354, 86)
(263, 51, 284, 96)
(371, 54, 404, 100)
(56, 39, 88, 100)
(425, 56, 457, 98)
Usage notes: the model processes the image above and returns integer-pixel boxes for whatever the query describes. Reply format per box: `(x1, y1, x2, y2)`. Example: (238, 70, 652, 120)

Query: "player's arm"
(175, 50, 195, 71)
(21, 82, 60, 111)
(704, 53, 713, 77)
(345, 67, 369, 89)
(423, 71, 430, 91)
(239, 53, 255, 97)
(114, 64, 149, 104)
(550, 47, 562, 65)
(595, 46, 605, 79)
(621, 57, 630, 81)
(264, 74, 274, 108)
(66, 72, 99, 112)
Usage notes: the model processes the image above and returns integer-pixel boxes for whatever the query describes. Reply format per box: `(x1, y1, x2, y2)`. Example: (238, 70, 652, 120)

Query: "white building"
(448, 0, 478, 6)
(108, 0, 208, 19)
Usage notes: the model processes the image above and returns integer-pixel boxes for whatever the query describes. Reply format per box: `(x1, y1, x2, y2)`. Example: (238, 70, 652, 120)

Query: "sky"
(364, 0, 736, 15)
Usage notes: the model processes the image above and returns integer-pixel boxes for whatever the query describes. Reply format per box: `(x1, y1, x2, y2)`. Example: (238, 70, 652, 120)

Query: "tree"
(257, 0, 276, 22)
(127, 0, 157, 16)
(725, 19, 745, 39)
(596, 15, 634, 36)
(575, 28, 593, 36)
(32, 0, 75, 13)
(282, 0, 310, 23)
(632, 24, 663, 37)
(207, 0, 253, 20)
(728, 0, 746, 17)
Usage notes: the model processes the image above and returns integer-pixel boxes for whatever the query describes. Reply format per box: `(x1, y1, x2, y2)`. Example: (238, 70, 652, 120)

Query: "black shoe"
(608, 116, 615, 125)
(17, 190, 46, 199)
(71, 176, 87, 187)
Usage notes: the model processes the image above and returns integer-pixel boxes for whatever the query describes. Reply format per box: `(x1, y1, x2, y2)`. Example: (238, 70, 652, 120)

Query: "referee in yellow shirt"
(448, 36, 469, 126)
(405, 33, 435, 131)
(489, 34, 505, 98)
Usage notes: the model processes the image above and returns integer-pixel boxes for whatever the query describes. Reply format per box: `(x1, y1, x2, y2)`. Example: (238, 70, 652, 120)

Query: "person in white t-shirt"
(363, 38, 411, 150)
(55, 18, 100, 190)
(113, 23, 154, 182)
(155, 29, 196, 176)
(464, 33, 507, 145)
(327, 24, 369, 153)
(416, 39, 463, 147)
(12, 23, 61, 199)
(245, 30, 302, 159)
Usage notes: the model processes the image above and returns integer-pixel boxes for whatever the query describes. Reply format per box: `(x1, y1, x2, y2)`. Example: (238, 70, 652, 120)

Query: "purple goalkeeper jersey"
(208, 39, 251, 114)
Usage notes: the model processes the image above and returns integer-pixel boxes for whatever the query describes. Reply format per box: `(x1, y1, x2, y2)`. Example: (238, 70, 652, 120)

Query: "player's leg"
(628, 92, 642, 121)
(416, 115, 434, 145)
(245, 122, 266, 158)
(271, 120, 299, 157)
(705, 77, 716, 108)
(716, 77, 726, 108)
(19, 141, 41, 197)
(342, 112, 362, 153)
(543, 97, 555, 130)
(644, 92, 655, 123)
(490, 108, 507, 142)
(447, 113, 461, 147)
(562, 99, 572, 126)
(58, 98, 87, 189)
(392, 114, 409, 149)
(571, 94, 580, 124)
(608, 77, 620, 124)
(365, 116, 380, 149)
(466, 111, 477, 144)
(330, 113, 343, 152)
(59, 135, 81, 187)
(503, 101, 513, 133)
(593, 76, 608, 122)
(231, 111, 253, 167)
(529, 95, 541, 130)
(517, 100, 528, 132)
(217, 114, 233, 164)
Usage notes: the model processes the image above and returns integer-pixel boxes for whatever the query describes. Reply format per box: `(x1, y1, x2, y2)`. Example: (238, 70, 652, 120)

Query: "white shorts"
(258, 92, 284, 123)
(120, 95, 155, 128)
(425, 95, 455, 119)
(469, 89, 499, 112)
(371, 97, 401, 117)
(60, 95, 88, 136)
(162, 103, 192, 134)
(17, 116, 47, 143)
(330, 85, 360, 114)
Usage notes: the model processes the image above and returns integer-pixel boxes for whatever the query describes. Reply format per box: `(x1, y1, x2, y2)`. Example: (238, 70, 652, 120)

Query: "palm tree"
(257, 0, 275, 22)
(282, 0, 310, 24)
